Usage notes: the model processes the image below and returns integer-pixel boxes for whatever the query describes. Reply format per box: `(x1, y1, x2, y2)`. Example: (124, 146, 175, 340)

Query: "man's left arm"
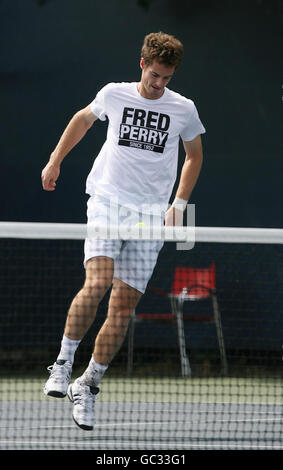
(165, 134, 203, 225)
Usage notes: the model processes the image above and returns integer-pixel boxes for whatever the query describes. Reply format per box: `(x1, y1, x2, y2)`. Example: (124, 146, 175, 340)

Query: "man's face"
(139, 58, 175, 99)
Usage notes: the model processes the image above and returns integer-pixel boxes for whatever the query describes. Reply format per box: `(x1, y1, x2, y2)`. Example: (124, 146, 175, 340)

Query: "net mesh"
(0, 223, 282, 450)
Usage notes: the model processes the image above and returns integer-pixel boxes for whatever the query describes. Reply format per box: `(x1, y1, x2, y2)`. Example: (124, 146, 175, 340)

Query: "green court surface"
(1, 376, 282, 404)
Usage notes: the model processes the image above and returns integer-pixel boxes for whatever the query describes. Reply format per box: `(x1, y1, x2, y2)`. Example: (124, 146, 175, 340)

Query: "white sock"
(57, 335, 81, 365)
(80, 357, 108, 387)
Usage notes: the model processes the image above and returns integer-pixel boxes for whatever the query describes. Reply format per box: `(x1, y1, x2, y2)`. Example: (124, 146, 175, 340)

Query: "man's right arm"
(41, 104, 98, 191)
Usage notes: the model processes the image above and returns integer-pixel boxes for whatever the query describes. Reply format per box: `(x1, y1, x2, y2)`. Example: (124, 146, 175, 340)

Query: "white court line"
(0, 440, 282, 450)
(1, 414, 282, 431)
(1, 415, 281, 431)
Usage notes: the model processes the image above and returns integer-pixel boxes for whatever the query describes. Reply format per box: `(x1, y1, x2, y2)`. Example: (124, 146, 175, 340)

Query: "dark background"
(1, 0, 282, 372)
(1, 0, 282, 227)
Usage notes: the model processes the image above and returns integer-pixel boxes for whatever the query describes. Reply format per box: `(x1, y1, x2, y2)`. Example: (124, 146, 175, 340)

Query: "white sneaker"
(43, 360, 72, 398)
(67, 379, 99, 431)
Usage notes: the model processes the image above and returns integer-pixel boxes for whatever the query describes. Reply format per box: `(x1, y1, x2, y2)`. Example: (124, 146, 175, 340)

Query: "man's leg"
(78, 277, 142, 384)
(64, 256, 114, 341)
(44, 256, 114, 397)
(67, 278, 142, 430)
(94, 278, 142, 364)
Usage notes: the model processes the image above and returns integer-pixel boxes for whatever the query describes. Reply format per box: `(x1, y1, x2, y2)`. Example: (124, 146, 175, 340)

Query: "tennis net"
(0, 222, 282, 450)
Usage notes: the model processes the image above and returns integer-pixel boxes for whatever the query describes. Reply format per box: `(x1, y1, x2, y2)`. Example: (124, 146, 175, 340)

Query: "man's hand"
(41, 162, 60, 191)
(165, 206, 184, 226)
(41, 105, 98, 192)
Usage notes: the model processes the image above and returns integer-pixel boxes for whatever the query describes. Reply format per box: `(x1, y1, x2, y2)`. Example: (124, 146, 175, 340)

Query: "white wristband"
(171, 197, 187, 212)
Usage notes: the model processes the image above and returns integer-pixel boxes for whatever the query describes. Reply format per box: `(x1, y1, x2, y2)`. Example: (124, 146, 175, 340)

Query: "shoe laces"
(47, 362, 71, 382)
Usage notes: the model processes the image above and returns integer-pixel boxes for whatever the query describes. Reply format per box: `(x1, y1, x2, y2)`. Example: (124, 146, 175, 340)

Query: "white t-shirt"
(86, 82, 205, 214)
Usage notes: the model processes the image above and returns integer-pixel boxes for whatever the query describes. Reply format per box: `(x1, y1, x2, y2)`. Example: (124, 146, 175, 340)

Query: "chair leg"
(212, 295, 228, 376)
(127, 310, 136, 375)
(171, 297, 192, 378)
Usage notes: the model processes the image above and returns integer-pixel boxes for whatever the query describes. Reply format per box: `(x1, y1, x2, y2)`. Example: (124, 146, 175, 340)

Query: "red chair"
(127, 263, 228, 377)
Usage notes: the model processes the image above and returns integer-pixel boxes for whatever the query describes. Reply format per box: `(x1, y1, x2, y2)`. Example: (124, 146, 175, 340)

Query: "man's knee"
(73, 257, 113, 307)
(110, 278, 142, 309)
(106, 278, 142, 325)
(85, 256, 114, 292)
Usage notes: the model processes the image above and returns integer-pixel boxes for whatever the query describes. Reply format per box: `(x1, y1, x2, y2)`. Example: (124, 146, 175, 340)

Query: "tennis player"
(41, 32, 205, 430)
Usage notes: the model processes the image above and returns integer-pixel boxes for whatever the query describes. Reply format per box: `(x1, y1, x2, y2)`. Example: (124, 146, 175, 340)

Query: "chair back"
(171, 263, 216, 300)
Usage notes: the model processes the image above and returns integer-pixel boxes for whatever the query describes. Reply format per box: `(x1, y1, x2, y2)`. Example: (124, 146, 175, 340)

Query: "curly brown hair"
(141, 32, 184, 69)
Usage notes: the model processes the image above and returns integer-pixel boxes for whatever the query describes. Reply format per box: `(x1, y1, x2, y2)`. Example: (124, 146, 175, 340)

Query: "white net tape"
(0, 222, 282, 244)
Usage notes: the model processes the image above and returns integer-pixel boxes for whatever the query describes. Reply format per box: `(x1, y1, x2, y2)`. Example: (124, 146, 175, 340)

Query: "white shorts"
(84, 195, 164, 293)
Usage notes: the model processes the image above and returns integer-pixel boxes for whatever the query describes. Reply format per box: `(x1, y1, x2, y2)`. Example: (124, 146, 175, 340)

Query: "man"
(41, 32, 205, 430)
